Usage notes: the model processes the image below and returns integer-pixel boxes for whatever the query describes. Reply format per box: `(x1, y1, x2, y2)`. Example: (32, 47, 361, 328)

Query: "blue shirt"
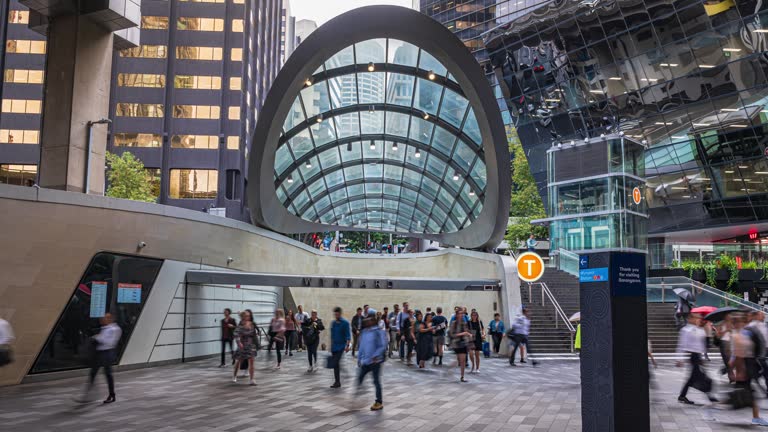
(330, 318, 351, 353)
(489, 320, 505, 334)
(358, 326, 387, 366)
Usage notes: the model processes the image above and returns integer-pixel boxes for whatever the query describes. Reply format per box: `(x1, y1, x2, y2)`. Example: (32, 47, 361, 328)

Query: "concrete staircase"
(522, 269, 681, 354)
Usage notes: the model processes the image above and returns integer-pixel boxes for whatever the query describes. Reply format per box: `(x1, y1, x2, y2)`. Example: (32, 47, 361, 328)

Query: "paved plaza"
(0, 352, 764, 431)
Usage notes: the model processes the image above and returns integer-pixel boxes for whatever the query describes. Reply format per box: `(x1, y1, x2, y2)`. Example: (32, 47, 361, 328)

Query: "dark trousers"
(297, 331, 305, 350)
(358, 362, 382, 403)
(332, 350, 344, 384)
(88, 349, 116, 396)
(680, 353, 706, 398)
(285, 331, 296, 353)
(509, 334, 528, 363)
(352, 332, 360, 354)
(220, 339, 233, 365)
(399, 334, 405, 359)
(491, 333, 502, 353)
(307, 341, 319, 366)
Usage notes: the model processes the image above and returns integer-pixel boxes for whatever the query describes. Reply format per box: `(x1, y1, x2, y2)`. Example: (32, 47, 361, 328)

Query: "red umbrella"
(692, 306, 717, 315)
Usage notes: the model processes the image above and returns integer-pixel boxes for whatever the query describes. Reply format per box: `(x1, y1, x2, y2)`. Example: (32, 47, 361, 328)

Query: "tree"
(505, 131, 549, 248)
(105, 151, 157, 203)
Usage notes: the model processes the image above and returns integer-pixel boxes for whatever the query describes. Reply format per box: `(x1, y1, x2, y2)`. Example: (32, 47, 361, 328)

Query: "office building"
(294, 18, 316, 46)
(281, 0, 296, 63)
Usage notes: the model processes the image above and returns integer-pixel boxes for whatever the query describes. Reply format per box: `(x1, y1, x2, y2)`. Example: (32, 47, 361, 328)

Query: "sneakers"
(232, 377, 238, 383)
(103, 395, 116, 404)
(678, 396, 694, 405)
(330, 383, 341, 389)
(370, 402, 383, 411)
(753, 418, 768, 427)
(249, 379, 257, 386)
(307, 367, 313, 373)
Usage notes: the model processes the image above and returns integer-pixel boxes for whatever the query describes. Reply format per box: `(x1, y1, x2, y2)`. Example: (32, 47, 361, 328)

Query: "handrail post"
(541, 284, 545, 307)
(570, 331, 574, 353)
(528, 283, 532, 304)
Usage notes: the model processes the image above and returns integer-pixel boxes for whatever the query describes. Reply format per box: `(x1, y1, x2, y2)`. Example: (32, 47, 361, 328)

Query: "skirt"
(234, 342, 256, 360)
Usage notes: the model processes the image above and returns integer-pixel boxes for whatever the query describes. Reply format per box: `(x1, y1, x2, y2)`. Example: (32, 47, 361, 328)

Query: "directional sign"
(579, 255, 589, 270)
(632, 186, 642, 205)
(516, 252, 545, 283)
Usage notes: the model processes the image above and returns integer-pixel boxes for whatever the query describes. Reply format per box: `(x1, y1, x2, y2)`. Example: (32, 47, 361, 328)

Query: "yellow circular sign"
(516, 252, 545, 283)
(632, 186, 642, 205)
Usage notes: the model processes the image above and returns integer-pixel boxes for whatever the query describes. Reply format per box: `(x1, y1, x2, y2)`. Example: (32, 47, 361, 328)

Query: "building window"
(232, 0, 244, 3)
(229, 77, 242, 90)
(115, 103, 164, 118)
(232, 19, 244, 32)
(145, 168, 161, 199)
(113, 133, 162, 148)
(0, 164, 37, 185)
(177, 17, 224, 32)
(4, 69, 44, 84)
(231, 48, 243, 61)
(173, 105, 220, 119)
(1, 99, 42, 114)
(228, 106, 240, 120)
(169, 169, 218, 199)
(141, 16, 169, 30)
(5, 40, 46, 54)
(8, 10, 29, 24)
(171, 135, 219, 149)
(117, 73, 166, 88)
(180, 0, 224, 2)
(225, 169, 240, 200)
(174, 75, 222, 90)
(176, 46, 223, 61)
(226, 136, 239, 150)
(0, 129, 38, 144)
(120, 45, 168, 58)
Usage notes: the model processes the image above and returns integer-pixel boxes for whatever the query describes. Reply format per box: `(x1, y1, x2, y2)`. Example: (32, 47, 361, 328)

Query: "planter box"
(715, 269, 729, 281)
(690, 270, 705, 282)
(739, 269, 764, 281)
(649, 269, 686, 278)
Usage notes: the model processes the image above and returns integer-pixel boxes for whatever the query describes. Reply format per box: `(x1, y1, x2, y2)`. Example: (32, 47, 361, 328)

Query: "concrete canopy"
(248, 6, 510, 250)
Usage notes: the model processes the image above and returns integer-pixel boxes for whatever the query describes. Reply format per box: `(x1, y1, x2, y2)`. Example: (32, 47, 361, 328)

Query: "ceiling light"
(453, 172, 460, 181)
(754, 29, 768, 33)
(367, 62, 375, 72)
(315, 114, 323, 123)
(659, 63, 679, 67)
(729, 124, 749, 128)
(414, 149, 421, 158)
(368, 105, 375, 113)
(347, 142, 352, 151)
(721, 108, 739, 112)
(682, 195, 691, 198)
(428, 70, 436, 80)
(589, 89, 603, 94)
(725, 170, 735, 173)
(469, 190, 475, 196)
(305, 161, 312, 169)
(423, 112, 430, 120)
(304, 78, 312, 86)
(672, 135, 686, 139)
(692, 123, 710, 127)
(755, 172, 768, 175)
(640, 78, 658, 82)
(544, 98, 560, 102)
(723, 48, 742, 52)
(392, 142, 398, 151)
(671, 186, 687, 190)
(699, 64, 715, 69)
(370, 140, 376, 150)
(654, 122, 670, 125)
(739, 166, 749, 169)
(608, 77, 622, 80)
(287, 175, 294, 184)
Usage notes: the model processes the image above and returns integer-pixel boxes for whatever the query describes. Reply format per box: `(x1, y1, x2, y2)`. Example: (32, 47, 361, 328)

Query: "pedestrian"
(284, 310, 296, 357)
(715, 318, 735, 381)
(432, 307, 448, 366)
(388, 305, 399, 359)
(489, 313, 505, 356)
(0, 317, 14, 368)
(78, 313, 122, 403)
(415, 310, 434, 368)
(302, 309, 324, 372)
(509, 308, 537, 366)
(675, 294, 692, 329)
(402, 308, 416, 365)
(468, 311, 485, 373)
(676, 312, 717, 404)
(351, 307, 364, 357)
(220, 308, 237, 367)
(449, 309, 471, 382)
(270, 309, 286, 370)
(357, 311, 387, 411)
(376, 311, 385, 330)
(329, 306, 351, 388)
(397, 302, 410, 360)
(746, 310, 768, 390)
(232, 310, 258, 385)
(729, 312, 768, 426)
(526, 234, 538, 252)
(295, 305, 309, 352)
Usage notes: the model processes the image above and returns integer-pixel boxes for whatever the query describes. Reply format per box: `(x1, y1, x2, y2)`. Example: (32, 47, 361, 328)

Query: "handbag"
(0, 347, 12, 367)
(728, 384, 754, 409)
(690, 368, 713, 393)
(326, 353, 339, 369)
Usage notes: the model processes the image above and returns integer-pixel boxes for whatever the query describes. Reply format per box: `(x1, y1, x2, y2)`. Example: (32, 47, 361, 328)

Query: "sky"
(290, 0, 414, 25)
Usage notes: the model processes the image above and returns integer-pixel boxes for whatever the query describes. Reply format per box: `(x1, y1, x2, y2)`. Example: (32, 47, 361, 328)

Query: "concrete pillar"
(38, 16, 113, 194)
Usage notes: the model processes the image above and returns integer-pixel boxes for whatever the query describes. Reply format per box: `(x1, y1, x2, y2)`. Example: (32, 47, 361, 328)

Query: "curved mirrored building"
(484, 0, 768, 239)
(248, 6, 511, 249)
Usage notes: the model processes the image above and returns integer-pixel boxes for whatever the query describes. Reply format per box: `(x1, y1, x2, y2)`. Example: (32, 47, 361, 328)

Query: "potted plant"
(739, 260, 763, 281)
(650, 259, 687, 277)
(681, 259, 705, 281)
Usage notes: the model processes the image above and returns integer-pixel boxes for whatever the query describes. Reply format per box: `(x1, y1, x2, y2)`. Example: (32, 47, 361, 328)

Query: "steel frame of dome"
(248, 5, 510, 249)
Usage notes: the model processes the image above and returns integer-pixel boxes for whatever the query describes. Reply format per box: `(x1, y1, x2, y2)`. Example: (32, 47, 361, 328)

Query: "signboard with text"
(117, 283, 142, 304)
(90, 281, 108, 318)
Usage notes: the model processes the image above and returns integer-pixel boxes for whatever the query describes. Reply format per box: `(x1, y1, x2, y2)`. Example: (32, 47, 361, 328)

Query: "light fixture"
(469, 190, 475, 196)
(729, 124, 749, 128)
(428, 70, 436, 80)
(725, 170, 735, 173)
(369, 105, 375, 113)
(589, 89, 603, 94)
(423, 112, 430, 120)
(392, 142, 398, 151)
(584, 138, 589, 144)
(544, 98, 561, 102)
(754, 29, 768, 33)
(347, 142, 353, 151)
(570, 140, 576, 146)
(304, 78, 312, 86)
(367, 62, 375, 72)
(699, 64, 715, 69)
(723, 48, 742, 52)
(316, 114, 323, 123)
(659, 63, 678, 67)
(608, 77, 622, 80)
(414, 149, 421, 158)
(305, 160, 312, 169)
(756, 172, 768, 175)
(654, 122, 670, 125)
(672, 135, 686, 139)
(287, 175, 294, 184)
(370, 140, 376, 150)
(738, 165, 749, 169)
(227, 257, 235, 265)
(453, 172, 460, 181)
(692, 123, 710, 127)
(137, 241, 147, 249)
(721, 108, 739, 112)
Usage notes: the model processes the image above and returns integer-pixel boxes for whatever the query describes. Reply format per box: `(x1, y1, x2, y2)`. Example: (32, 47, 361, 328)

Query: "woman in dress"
(284, 310, 296, 357)
(232, 310, 257, 385)
(270, 309, 286, 370)
(415, 310, 434, 369)
(449, 309, 472, 382)
(468, 311, 485, 374)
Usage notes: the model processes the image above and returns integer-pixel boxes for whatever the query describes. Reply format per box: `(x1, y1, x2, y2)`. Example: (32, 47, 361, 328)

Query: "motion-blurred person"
(716, 318, 735, 381)
(329, 306, 351, 388)
(449, 309, 471, 382)
(357, 311, 387, 411)
(675, 293, 693, 329)
(729, 312, 768, 426)
(508, 308, 534, 366)
(78, 313, 122, 403)
(432, 307, 448, 366)
(0, 317, 14, 367)
(219, 308, 236, 367)
(397, 302, 410, 360)
(402, 308, 416, 365)
(294, 305, 309, 352)
(415, 310, 434, 369)
(351, 307, 364, 357)
(388, 305, 399, 359)
(468, 311, 485, 373)
(489, 313, 505, 356)
(746, 310, 768, 390)
(302, 309, 324, 372)
(270, 309, 286, 370)
(284, 310, 296, 357)
(232, 310, 257, 385)
(676, 312, 716, 404)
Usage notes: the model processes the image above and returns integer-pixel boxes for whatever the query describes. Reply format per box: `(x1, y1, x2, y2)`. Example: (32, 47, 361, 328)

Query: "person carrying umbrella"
(674, 288, 694, 330)
(676, 312, 717, 405)
(707, 306, 740, 381)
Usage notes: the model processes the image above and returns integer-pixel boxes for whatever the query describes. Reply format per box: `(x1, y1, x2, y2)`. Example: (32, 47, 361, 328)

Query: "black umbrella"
(704, 306, 741, 322)
(673, 288, 694, 301)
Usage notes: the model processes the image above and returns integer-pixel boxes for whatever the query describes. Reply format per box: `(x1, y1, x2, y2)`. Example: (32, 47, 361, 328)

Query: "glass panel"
(357, 72, 386, 104)
(402, 169, 422, 188)
(318, 147, 341, 171)
(355, 39, 387, 64)
(298, 155, 321, 179)
(300, 83, 331, 118)
(288, 129, 313, 160)
(330, 188, 347, 204)
(385, 112, 410, 137)
(384, 141, 405, 163)
(415, 78, 443, 116)
(383, 183, 400, 197)
(366, 182, 383, 195)
(348, 183, 365, 198)
(431, 125, 457, 157)
(328, 74, 357, 109)
(334, 113, 360, 139)
(383, 164, 403, 181)
(325, 45, 354, 70)
(275, 144, 294, 175)
(364, 163, 383, 179)
(425, 154, 447, 178)
(422, 177, 440, 199)
(340, 141, 362, 162)
(360, 110, 384, 134)
(308, 178, 325, 197)
(453, 140, 476, 173)
(363, 139, 384, 159)
(409, 116, 434, 143)
(418, 50, 448, 76)
(462, 108, 482, 145)
(402, 187, 418, 203)
(293, 190, 310, 211)
(471, 161, 487, 190)
(439, 88, 469, 128)
(388, 39, 419, 66)
(309, 119, 337, 146)
(345, 165, 363, 181)
(386, 73, 415, 107)
(406, 145, 426, 168)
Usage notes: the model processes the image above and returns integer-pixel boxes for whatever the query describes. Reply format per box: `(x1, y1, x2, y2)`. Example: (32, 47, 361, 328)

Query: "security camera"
(137, 241, 147, 249)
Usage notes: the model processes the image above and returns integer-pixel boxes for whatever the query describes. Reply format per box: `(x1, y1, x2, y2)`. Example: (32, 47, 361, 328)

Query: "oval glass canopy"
(273, 39, 487, 235)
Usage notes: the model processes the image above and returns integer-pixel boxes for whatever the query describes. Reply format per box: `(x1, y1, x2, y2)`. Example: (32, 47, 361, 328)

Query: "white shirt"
(94, 323, 122, 351)
(747, 320, 768, 357)
(677, 324, 706, 354)
(0, 319, 14, 345)
(295, 312, 308, 327)
(512, 315, 530, 336)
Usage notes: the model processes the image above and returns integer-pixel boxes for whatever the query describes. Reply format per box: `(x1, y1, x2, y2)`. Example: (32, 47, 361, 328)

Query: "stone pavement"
(0, 350, 764, 431)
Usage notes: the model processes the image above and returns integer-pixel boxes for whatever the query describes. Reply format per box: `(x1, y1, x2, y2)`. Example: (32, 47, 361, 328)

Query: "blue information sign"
(90, 282, 108, 318)
(579, 255, 589, 270)
(579, 267, 608, 283)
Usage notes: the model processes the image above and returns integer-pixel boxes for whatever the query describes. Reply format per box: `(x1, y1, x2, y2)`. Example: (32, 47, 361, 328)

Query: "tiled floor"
(0, 350, 763, 431)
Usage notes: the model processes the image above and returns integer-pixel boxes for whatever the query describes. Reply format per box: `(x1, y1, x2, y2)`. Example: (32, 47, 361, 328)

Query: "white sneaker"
(307, 367, 313, 373)
(249, 379, 256, 386)
(232, 377, 237, 383)
(753, 418, 768, 427)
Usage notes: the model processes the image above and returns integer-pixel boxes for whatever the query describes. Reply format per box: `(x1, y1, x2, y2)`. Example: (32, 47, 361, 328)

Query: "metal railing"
(527, 281, 577, 352)
(647, 276, 766, 311)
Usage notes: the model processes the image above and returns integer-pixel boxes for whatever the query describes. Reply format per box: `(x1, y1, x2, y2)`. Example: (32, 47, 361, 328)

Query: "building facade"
(0, 0, 287, 222)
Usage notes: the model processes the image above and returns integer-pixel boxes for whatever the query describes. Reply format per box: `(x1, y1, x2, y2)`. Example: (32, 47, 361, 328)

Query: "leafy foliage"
(105, 151, 157, 203)
(505, 132, 548, 247)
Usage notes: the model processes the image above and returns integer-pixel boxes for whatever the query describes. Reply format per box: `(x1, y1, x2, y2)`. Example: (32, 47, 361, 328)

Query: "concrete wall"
(0, 184, 519, 385)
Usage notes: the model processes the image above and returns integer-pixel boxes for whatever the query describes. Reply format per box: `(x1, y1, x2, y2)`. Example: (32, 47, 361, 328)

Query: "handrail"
(528, 281, 577, 352)
(647, 276, 767, 312)
(557, 248, 580, 277)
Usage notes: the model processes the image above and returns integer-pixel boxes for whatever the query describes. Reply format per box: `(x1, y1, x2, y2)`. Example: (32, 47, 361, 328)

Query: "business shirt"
(0, 319, 14, 345)
(330, 318, 351, 353)
(358, 326, 387, 366)
(511, 315, 530, 336)
(677, 324, 706, 354)
(95, 323, 122, 351)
